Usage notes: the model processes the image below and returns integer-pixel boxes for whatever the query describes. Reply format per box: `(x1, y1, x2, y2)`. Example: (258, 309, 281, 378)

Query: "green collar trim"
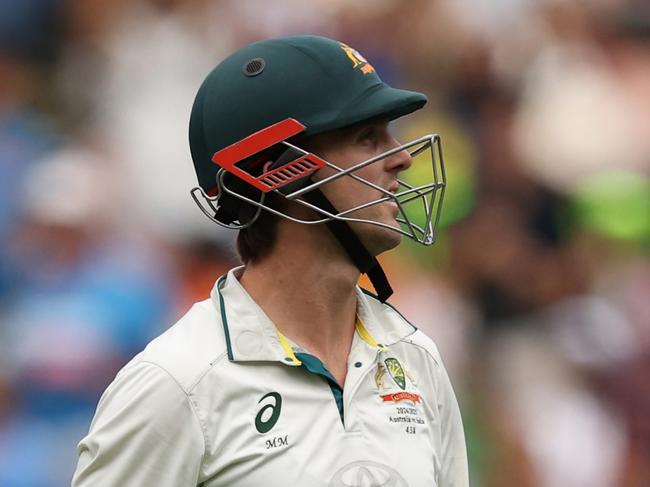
(295, 352, 344, 423)
(216, 274, 234, 361)
(295, 352, 338, 384)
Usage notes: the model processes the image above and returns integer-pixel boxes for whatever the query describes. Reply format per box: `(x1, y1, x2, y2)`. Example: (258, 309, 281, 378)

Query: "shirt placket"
(340, 332, 383, 434)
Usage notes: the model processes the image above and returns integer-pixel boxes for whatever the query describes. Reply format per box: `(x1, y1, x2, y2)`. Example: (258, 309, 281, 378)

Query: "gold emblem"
(374, 363, 387, 390)
(339, 43, 375, 74)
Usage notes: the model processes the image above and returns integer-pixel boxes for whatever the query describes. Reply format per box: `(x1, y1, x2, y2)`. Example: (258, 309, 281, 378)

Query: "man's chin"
(384, 231, 403, 251)
(368, 226, 403, 256)
(348, 216, 403, 254)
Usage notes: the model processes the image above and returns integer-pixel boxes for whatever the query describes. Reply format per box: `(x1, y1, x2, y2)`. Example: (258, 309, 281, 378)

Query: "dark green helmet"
(189, 35, 427, 195)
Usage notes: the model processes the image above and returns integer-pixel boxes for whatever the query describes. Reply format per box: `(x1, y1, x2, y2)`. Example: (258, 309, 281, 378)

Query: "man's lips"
(386, 181, 400, 194)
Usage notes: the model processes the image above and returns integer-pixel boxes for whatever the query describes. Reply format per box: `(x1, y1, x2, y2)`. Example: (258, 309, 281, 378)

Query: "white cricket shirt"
(73, 267, 468, 486)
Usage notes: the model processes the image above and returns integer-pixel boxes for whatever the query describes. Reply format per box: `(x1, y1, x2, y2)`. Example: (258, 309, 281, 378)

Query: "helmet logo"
(339, 43, 375, 74)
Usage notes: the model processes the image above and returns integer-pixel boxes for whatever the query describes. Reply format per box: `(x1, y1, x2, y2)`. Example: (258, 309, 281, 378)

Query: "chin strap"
(301, 189, 393, 302)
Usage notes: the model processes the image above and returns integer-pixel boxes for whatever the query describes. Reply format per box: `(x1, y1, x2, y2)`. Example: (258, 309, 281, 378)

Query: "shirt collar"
(210, 267, 415, 365)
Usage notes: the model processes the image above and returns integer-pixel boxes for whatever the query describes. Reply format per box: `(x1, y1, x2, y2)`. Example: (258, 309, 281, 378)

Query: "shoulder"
(74, 360, 206, 486)
(399, 329, 444, 368)
(124, 297, 229, 393)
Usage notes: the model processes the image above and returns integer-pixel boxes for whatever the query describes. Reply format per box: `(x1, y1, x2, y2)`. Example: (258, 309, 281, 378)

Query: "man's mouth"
(386, 181, 400, 194)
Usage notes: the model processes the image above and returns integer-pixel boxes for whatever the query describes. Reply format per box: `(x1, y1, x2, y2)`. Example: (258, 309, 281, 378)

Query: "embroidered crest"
(375, 363, 387, 390)
(339, 42, 375, 74)
(384, 358, 406, 390)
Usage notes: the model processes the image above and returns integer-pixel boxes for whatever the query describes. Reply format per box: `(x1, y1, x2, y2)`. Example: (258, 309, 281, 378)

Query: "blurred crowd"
(0, 0, 648, 485)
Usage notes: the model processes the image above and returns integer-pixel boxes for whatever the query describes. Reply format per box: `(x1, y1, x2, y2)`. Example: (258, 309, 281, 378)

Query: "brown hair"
(235, 192, 285, 264)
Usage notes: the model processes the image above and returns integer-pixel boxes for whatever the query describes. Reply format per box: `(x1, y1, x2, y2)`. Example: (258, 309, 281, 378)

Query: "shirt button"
(354, 362, 362, 368)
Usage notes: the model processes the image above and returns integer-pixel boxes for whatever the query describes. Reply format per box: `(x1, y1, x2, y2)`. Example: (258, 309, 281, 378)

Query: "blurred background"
(0, 0, 648, 485)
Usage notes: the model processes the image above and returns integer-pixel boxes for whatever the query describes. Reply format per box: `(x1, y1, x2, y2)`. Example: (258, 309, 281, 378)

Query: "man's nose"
(385, 137, 412, 172)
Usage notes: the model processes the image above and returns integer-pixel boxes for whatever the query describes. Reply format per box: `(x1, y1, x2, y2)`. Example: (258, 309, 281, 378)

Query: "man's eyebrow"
(350, 119, 387, 135)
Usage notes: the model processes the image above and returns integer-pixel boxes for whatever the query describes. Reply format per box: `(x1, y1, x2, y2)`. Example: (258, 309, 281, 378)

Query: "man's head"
(188, 35, 446, 299)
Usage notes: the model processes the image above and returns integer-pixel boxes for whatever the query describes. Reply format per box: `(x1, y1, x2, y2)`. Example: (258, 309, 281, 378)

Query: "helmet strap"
(301, 189, 393, 302)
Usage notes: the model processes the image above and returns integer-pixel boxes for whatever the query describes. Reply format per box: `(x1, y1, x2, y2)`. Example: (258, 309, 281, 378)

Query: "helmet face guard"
(191, 118, 446, 246)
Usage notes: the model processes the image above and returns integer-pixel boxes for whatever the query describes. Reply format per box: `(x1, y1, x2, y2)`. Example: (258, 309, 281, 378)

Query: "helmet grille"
(243, 58, 266, 76)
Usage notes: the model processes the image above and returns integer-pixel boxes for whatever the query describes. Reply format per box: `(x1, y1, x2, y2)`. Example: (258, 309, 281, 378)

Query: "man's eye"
(359, 129, 378, 146)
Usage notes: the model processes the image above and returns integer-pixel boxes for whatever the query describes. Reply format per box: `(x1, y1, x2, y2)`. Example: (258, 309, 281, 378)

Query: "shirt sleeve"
(72, 361, 205, 487)
(436, 356, 469, 487)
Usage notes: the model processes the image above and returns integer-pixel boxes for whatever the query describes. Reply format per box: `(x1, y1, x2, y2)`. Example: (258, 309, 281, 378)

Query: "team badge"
(377, 359, 422, 405)
(339, 43, 375, 74)
(384, 358, 406, 390)
(375, 363, 387, 390)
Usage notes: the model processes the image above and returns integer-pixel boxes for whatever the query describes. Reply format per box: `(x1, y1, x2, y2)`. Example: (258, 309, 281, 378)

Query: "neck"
(238, 220, 359, 377)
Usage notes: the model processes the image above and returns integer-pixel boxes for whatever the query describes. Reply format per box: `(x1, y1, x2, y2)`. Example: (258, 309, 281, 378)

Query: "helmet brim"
(309, 83, 427, 135)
